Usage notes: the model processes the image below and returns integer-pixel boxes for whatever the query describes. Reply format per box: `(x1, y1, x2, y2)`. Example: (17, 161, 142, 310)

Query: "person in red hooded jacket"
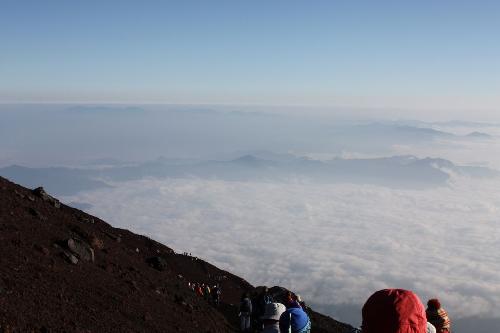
(362, 289, 427, 333)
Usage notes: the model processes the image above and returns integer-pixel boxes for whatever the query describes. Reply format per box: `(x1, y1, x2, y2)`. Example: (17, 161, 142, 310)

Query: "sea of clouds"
(62, 173, 500, 327)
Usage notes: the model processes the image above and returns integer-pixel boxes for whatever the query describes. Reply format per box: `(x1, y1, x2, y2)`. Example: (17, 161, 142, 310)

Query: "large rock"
(67, 238, 95, 262)
(32, 187, 61, 208)
(146, 256, 168, 271)
(62, 250, 79, 265)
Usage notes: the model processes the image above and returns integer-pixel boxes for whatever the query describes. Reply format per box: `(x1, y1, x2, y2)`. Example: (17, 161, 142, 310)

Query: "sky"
(1, 1, 499, 118)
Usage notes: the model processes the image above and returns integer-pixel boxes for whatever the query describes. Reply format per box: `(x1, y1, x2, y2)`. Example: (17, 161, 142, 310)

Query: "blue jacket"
(279, 307, 311, 333)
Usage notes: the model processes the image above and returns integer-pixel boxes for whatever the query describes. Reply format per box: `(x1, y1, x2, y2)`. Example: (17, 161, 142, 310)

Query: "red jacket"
(362, 289, 427, 333)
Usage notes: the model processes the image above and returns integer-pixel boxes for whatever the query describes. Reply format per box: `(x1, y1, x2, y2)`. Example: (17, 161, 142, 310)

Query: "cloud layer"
(63, 175, 500, 326)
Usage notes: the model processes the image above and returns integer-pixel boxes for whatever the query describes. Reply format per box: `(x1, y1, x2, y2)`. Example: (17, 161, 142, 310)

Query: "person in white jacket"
(261, 302, 286, 333)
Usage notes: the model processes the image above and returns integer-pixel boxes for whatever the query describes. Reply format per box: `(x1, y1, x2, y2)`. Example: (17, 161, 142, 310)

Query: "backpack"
(264, 294, 273, 304)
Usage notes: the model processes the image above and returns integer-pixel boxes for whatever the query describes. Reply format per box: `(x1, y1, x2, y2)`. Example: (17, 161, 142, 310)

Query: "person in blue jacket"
(279, 298, 311, 333)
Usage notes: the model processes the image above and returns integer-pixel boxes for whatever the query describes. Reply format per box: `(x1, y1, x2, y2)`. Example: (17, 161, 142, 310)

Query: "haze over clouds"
(1, 104, 499, 168)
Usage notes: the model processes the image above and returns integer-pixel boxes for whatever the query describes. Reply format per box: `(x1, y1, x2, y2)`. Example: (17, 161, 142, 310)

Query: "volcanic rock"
(67, 238, 95, 262)
(32, 186, 61, 208)
(146, 256, 168, 271)
(0, 176, 354, 332)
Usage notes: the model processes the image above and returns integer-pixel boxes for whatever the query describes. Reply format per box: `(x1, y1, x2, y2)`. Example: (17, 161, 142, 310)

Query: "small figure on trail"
(255, 287, 274, 329)
(259, 287, 274, 309)
(195, 283, 204, 297)
(264, 287, 274, 303)
(203, 284, 211, 301)
(426, 299, 451, 333)
(261, 302, 286, 333)
(279, 300, 311, 333)
(362, 289, 427, 333)
(239, 292, 253, 332)
(212, 284, 221, 307)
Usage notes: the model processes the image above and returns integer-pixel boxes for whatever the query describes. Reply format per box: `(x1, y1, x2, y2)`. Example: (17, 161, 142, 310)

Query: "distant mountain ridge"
(1, 154, 498, 196)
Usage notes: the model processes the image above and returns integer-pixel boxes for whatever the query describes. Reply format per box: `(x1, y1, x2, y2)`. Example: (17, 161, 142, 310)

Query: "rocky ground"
(0, 176, 354, 333)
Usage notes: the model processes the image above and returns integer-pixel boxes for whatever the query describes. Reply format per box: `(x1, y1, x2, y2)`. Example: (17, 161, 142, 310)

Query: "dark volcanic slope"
(0, 176, 352, 333)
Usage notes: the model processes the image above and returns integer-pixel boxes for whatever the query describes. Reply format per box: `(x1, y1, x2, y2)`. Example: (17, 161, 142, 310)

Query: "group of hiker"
(188, 282, 221, 306)
(239, 288, 311, 333)
(239, 287, 451, 333)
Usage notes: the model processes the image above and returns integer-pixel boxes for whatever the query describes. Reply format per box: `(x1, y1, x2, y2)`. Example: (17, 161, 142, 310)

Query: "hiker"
(255, 287, 274, 329)
(203, 284, 211, 301)
(239, 292, 253, 332)
(259, 287, 274, 311)
(212, 284, 221, 307)
(426, 299, 451, 333)
(285, 291, 302, 309)
(362, 289, 427, 333)
(261, 302, 286, 333)
(195, 283, 204, 297)
(279, 299, 311, 333)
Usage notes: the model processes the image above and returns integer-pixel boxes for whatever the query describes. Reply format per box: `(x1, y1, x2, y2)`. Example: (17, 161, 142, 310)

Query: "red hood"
(362, 289, 427, 333)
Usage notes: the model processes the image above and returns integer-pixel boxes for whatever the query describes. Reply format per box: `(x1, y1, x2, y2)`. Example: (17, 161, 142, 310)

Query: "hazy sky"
(1, 1, 499, 118)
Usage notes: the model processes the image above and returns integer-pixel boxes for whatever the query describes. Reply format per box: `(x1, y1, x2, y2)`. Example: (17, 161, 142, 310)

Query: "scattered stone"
(14, 190, 25, 199)
(34, 244, 50, 256)
(101, 229, 121, 242)
(126, 280, 139, 291)
(135, 248, 140, 253)
(146, 256, 168, 271)
(128, 266, 139, 272)
(28, 208, 47, 221)
(80, 216, 95, 224)
(32, 187, 61, 208)
(32, 186, 50, 199)
(67, 238, 95, 262)
(62, 250, 79, 265)
(27, 195, 35, 202)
